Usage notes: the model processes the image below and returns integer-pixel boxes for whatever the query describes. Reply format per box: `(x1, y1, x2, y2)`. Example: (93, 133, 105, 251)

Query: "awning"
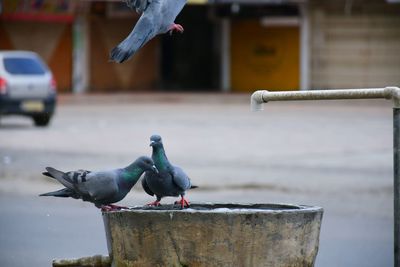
(0, 0, 76, 22)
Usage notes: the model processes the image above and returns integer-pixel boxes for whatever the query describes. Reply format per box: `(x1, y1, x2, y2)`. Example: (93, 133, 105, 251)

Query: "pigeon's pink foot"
(175, 197, 190, 209)
(101, 204, 127, 212)
(168, 23, 184, 35)
(100, 205, 112, 212)
(147, 200, 161, 206)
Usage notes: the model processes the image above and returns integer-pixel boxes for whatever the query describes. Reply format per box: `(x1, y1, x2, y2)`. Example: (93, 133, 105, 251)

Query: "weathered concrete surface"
(103, 204, 323, 267)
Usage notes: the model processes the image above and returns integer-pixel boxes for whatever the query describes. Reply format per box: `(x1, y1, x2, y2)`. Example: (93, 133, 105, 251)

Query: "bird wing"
(171, 165, 191, 191)
(110, 2, 160, 63)
(141, 173, 155, 196)
(63, 169, 91, 184)
(125, 0, 152, 13)
(44, 167, 88, 190)
(81, 171, 120, 202)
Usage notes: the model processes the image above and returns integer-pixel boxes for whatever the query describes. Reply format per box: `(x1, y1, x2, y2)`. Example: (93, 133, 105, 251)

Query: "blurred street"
(0, 93, 393, 267)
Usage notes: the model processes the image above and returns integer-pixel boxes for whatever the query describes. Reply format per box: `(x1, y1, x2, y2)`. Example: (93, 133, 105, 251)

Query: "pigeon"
(142, 134, 197, 208)
(40, 156, 158, 211)
(110, 0, 187, 63)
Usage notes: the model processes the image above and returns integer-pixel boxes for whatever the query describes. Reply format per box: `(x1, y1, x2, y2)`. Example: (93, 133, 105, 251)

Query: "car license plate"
(21, 101, 44, 112)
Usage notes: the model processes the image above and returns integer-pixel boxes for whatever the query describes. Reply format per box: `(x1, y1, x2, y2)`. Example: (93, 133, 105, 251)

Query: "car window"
(3, 57, 47, 75)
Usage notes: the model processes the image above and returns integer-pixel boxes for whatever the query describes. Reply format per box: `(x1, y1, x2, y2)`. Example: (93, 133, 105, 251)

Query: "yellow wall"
(231, 20, 299, 92)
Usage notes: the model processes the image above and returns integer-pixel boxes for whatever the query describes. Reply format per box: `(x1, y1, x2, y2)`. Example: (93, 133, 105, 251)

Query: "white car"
(0, 50, 57, 127)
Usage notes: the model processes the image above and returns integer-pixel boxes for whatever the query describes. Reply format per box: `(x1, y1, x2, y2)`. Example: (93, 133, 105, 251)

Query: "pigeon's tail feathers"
(110, 16, 154, 63)
(45, 167, 65, 180)
(45, 167, 73, 189)
(109, 31, 151, 63)
(39, 188, 73, 198)
(110, 45, 134, 63)
(42, 171, 55, 179)
(190, 185, 199, 189)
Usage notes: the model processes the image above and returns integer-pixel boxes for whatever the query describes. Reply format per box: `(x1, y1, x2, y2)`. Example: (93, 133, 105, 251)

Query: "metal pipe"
(251, 87, 400, 111)
(250, 86, 400, 267)
(395, 108, 400, 267)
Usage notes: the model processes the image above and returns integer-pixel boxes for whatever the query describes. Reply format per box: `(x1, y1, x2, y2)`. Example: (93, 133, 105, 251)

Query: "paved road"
(0, 93, 394, 266)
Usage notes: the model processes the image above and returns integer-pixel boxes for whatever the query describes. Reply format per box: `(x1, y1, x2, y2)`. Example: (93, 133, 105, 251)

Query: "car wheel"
(33, 114, 51, 127)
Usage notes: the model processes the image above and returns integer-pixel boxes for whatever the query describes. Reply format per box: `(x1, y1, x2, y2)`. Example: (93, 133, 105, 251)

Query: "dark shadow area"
(161, 5, 219, 91)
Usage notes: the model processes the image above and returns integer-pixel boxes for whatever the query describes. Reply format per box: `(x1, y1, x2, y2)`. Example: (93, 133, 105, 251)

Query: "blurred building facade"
(0, 0, 399, 93)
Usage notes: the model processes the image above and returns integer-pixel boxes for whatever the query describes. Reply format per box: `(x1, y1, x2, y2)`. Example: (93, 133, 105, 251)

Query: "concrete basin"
(102, 203, 323, 267)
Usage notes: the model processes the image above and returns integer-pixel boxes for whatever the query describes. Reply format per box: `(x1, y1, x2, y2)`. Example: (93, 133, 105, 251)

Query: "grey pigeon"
(142, 134, 197, 208)
(40, 156, 158, 211)
(110, 0, 187, 63)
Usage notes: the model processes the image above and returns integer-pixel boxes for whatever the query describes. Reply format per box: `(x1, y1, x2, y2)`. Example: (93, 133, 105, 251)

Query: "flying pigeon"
(142, 134, 197, 208)
(110, 0, 187, 63)
(40, 156, 158, 211)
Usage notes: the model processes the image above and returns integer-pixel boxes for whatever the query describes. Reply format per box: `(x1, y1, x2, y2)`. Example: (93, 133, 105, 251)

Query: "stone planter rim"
(104, 202, 323, 215)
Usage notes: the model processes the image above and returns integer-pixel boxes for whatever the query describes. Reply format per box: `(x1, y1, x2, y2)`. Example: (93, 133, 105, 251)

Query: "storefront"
(0, 0, 75, 92)
(308, 0, 400, 89)
(1, 0, 399, 93)
(216, 3, 302, 92)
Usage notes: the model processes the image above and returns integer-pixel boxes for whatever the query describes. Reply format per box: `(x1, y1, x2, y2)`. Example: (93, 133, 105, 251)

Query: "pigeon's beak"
(152, 165, 159, 174)
(150, 141, 155, 147)
(152, 165, 159, 173)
